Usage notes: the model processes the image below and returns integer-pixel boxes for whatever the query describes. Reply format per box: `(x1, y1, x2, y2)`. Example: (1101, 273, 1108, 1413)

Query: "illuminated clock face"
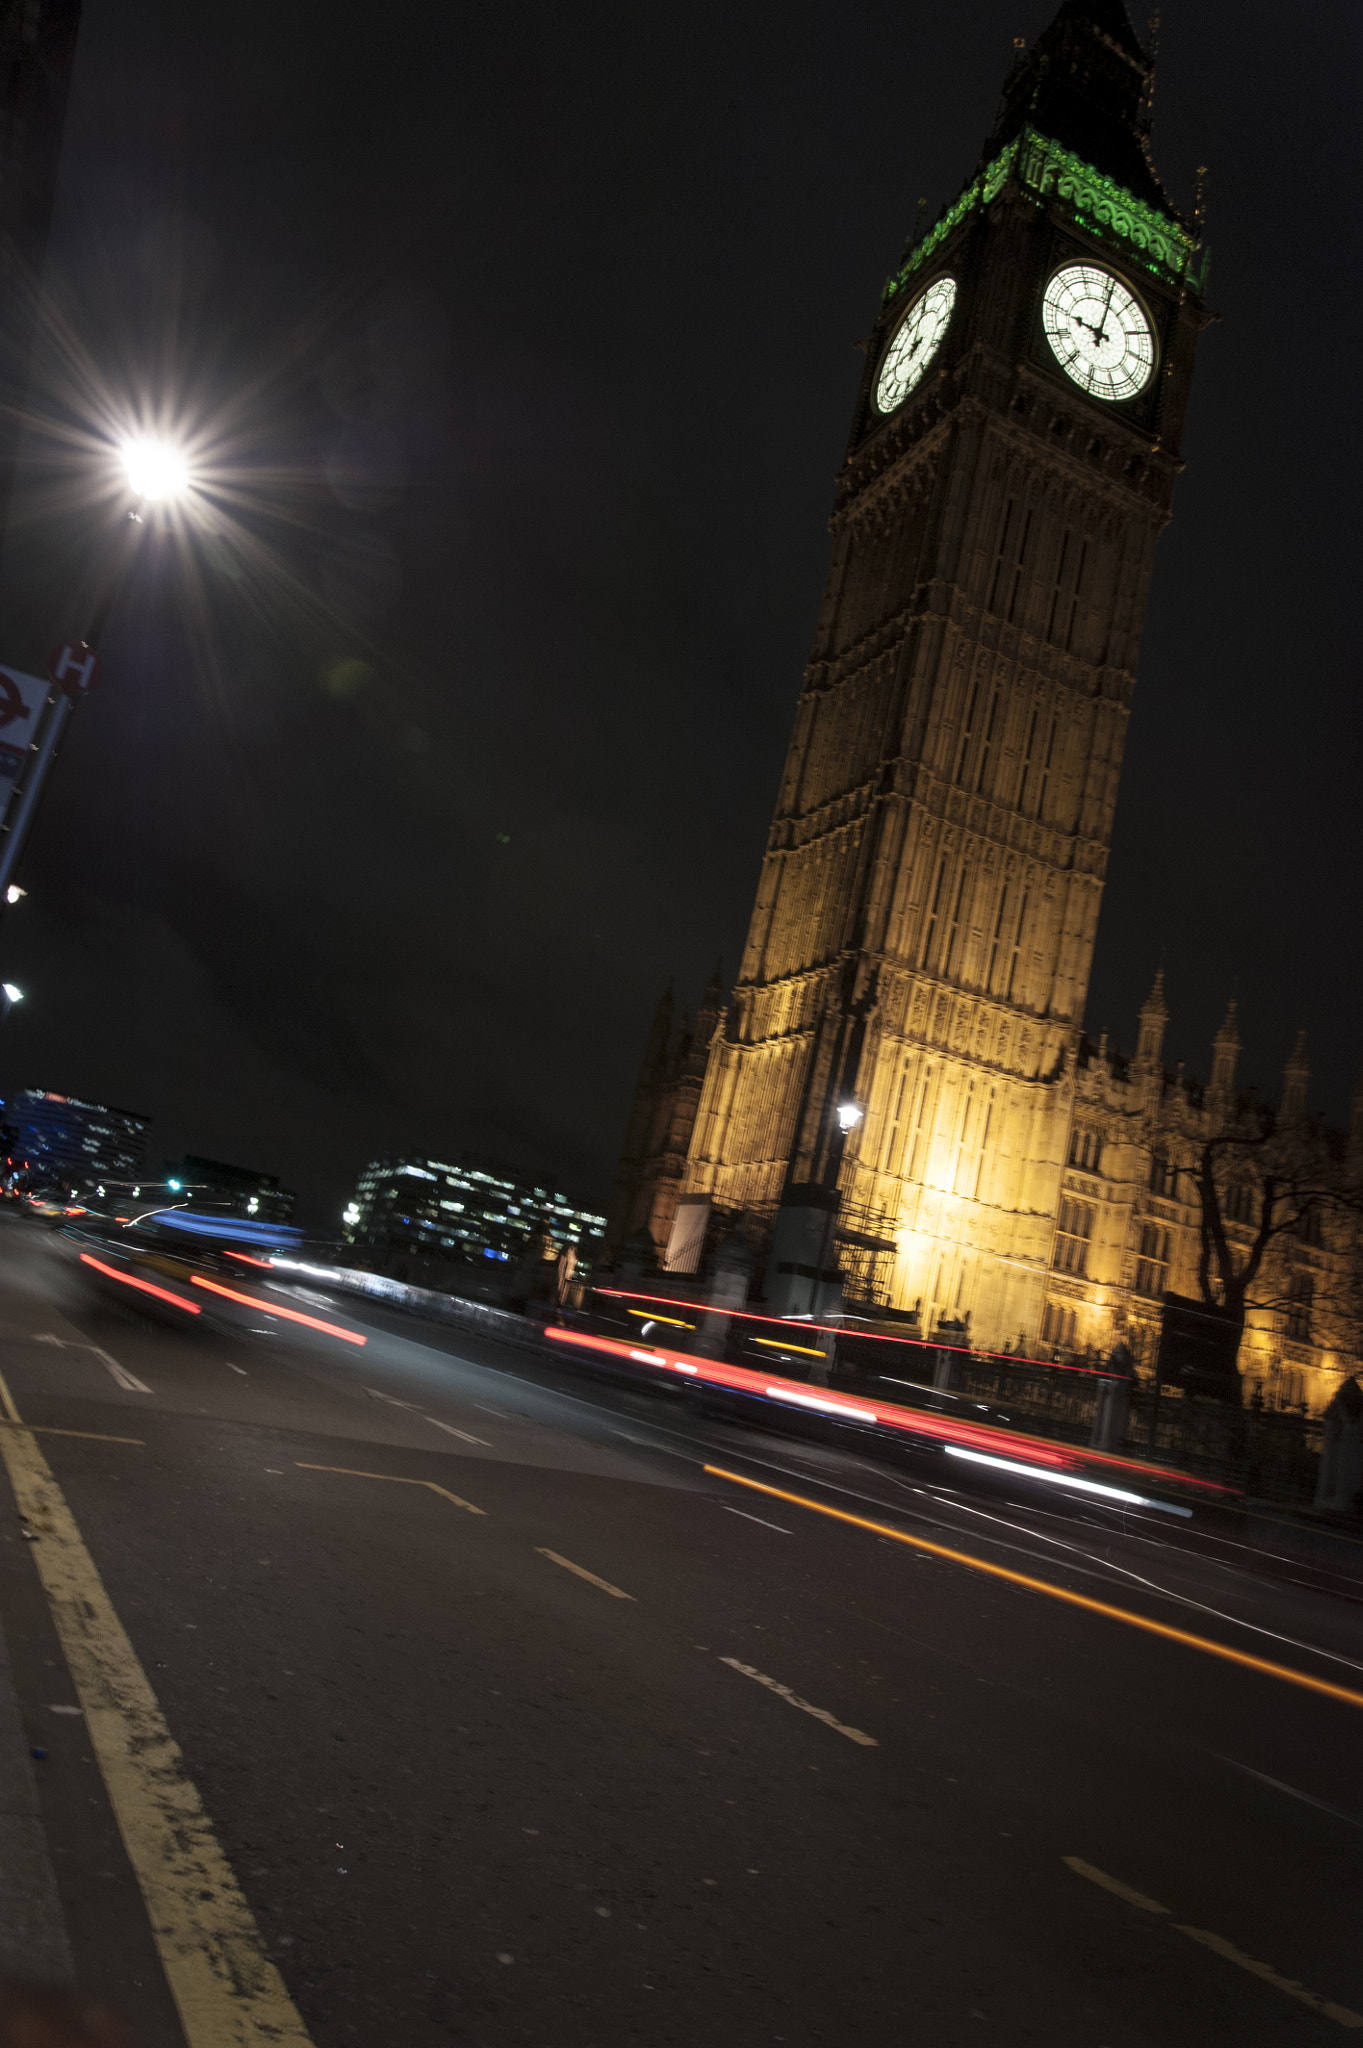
(1041, 263, 1155, 402)
(875, 276, 957, 413)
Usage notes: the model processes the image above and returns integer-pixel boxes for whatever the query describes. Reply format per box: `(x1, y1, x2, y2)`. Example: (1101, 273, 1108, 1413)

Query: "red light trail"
(544, 1324, 1235, 1496)
(79, 1252, 201, 1313)
(189, 1275, 367, 1345)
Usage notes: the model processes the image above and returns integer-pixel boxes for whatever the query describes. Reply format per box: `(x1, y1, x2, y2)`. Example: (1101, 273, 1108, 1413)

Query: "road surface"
(0, 1211, 1359, 2047)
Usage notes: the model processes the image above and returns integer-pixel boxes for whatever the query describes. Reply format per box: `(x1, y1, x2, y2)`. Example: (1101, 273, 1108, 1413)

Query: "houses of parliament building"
(608, 1, 1360, 1413)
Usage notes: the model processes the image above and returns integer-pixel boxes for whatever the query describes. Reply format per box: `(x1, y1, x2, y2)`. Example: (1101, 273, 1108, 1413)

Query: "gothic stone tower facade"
(679, 0, 1210, 1344)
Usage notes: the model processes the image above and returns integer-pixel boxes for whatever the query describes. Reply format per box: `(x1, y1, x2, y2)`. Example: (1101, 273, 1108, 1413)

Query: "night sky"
(0, 0, 1357, 1230)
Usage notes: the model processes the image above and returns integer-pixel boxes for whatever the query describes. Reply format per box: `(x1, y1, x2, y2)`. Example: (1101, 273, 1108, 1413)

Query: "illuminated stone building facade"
(611, 1, 1363, 1409)
(615, 8, 1203, 1320)
(671, 1, 1212, 1347)
(1043, 982, 1361, 1412)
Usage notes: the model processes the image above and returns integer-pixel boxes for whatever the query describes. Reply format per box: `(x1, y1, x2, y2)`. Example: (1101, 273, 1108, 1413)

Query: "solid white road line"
(0, 1375, 312, 2045)
(32, 1333, 150, 1393)
(421, 1416, 491, 1445)
(719, 1505, 793, 1535)
(92, 1348, 151, 1394)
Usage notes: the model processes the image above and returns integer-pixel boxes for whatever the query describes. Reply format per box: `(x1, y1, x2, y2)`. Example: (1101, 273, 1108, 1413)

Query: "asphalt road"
(0, 1211, 1360, 2048)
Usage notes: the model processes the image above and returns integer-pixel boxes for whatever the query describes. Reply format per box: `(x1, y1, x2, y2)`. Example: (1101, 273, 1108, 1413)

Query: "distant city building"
(344, 1155, 606, 1269)
(164, 1154, 296, 1225)
(0, 1087, 148, 1190)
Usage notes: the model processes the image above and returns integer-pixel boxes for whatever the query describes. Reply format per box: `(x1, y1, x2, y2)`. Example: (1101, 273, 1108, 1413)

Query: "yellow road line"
(719, 1655, 877, 1746)
(0, 1368, 312, 2047)
(295, 1462, 485, 1515)
(0, 1421, 145, 1445)
(1062, 1855, 1168, 1914)
(1065, 1856, 1363, 2028)
(1174, 1924, 1363, 2028)
(535, 1548, 634, 1600)
(704, 1465, 1363, 1712)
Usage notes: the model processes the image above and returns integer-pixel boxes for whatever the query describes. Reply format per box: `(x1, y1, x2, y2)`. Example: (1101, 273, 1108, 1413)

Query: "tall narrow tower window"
(973, 1096, 995, 1198)
(954, 679, 981, 783)
(1006, 892, 1030, 1001)
(1017, 709, 1039, 812)
(988, 500, 1037, 623)
(1006, 511, 1034, 624)
(1134, 1224, 1171, 1297)
(919, 856, 948, 968)
(906, 1067, 933, 1182)
(1036, 718, 1059, 819)
(880, 1062, 910, 1172)
(1285, 1272, 1313, 1343)
(954, 1082, 976, 1190)
(1046, 532, 1071, 641)
(987, 500, 1016, 613)
(1066, 542, 1089, 651)
(1052, 1198, 1093, 1275)
(987, 885, 1010, 989)
(943, 864, 970, 977)
(974, 690, 1001, 793)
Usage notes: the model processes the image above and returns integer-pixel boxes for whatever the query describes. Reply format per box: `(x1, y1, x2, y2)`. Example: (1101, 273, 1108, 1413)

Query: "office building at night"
(164, 1154, 297, 1225)
(344, 1155, 606, 1270)
(1, 1086, 149, 1190)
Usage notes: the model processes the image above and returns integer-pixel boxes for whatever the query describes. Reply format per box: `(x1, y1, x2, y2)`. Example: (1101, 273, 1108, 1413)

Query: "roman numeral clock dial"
(875, 276, 957, 413)
(1041, 262, 1155, 401)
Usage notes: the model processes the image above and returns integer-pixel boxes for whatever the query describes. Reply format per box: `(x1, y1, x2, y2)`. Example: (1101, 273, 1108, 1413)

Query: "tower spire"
(981, 0, 1174, 216)
(1281, 1030, 1310, 1121)
(1208, 995, 1241, 1104)
(1136, 967, 1168, 1066)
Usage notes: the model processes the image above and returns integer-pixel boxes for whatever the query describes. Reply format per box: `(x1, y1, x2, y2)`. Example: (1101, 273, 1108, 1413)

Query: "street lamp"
(836, 1102, 863, 1132)
(0, 982, 22, 1023)
(0, 429, 192, 907)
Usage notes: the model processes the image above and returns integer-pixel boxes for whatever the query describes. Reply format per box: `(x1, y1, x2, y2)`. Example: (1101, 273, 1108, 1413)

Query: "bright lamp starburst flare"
(0, 261, 432, 753)
(119, 436, 191, 503)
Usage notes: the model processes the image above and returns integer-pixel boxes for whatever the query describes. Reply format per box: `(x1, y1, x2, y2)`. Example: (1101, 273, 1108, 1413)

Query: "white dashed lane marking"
(1063, 1857, 1363, 2028)
(719, 1657, 878, 1747)
(535, 1549, 634, 1600)
(365, 1385, 491, 1444)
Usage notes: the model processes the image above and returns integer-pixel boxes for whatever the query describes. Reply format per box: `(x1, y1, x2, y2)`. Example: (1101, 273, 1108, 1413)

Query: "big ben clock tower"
(677, 0, 1210, 1345)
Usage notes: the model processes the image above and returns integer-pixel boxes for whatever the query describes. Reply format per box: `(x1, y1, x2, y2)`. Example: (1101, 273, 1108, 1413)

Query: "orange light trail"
(705, 1466, 1363, 1712)
(593, 1284, 1116, 1377)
